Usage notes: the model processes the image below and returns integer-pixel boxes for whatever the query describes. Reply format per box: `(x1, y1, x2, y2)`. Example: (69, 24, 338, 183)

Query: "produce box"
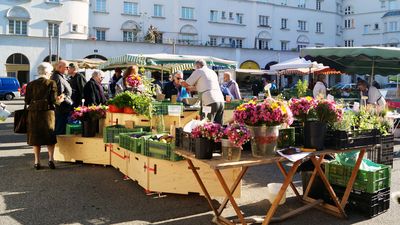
(324, 185, 390, 218)
(103, 125, 143, 143)
(143, 135, 183, 161)
(278, 127, 295, 148)
(325, 161, 391, 194)
(118, 132, 151, 153)
(153, 101, 183, 115)
(66, 123, 82, 135)
(224, 101, 244, 110)
(325, 129, 380, 149)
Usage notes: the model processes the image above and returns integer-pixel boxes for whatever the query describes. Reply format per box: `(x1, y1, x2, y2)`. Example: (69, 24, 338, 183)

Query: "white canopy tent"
(269, 57, 327, 72)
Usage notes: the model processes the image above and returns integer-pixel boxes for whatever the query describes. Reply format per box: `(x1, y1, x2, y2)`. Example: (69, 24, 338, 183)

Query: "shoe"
(48, 161, 56, 169)
(34, 163, 41, 170)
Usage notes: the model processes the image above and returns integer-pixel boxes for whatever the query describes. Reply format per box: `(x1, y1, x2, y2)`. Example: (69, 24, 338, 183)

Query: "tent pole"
(370, 57, 375, 85)
(161, 64, 164, 85)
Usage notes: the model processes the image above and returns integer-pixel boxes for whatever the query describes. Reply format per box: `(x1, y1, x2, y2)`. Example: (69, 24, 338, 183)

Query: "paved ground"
(0, 99, 399, 225)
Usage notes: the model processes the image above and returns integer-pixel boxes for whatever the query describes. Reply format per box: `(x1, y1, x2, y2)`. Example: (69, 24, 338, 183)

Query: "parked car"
(0, 77, 21, 100)
(328, 83, 358, 98)
(381, 83, 398, 99)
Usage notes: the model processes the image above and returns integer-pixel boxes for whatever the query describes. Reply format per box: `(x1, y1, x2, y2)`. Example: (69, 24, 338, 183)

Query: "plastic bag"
(334, 151, 382, 171)
(183, 119, 207, 133)
(0, 103, 11, 121)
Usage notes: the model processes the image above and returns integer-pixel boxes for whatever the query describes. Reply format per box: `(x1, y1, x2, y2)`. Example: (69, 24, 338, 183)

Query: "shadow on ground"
(0, 153, 218, 225)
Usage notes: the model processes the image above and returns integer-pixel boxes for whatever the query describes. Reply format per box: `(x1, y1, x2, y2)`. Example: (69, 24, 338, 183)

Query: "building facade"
(0, 0, 399, 83)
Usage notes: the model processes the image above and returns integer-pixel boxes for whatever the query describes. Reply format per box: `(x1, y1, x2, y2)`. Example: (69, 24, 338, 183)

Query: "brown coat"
(25, 77, 58, 146)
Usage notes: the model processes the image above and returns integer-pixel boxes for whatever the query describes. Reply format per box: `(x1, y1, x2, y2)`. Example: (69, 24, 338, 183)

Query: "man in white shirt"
(357, 79, 386, 107)
(313, 75, 327, 99)
(181, 59, 225, 124)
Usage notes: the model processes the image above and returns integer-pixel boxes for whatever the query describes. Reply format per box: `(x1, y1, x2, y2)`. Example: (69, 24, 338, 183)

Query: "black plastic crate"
(175, 128, 183, 148)
(367, 146, 380, 163)
(290, 121, 303, 146)
(181, 132, 195, 153)
(325, 129, 380, 149)
(325, 185, 390, 218)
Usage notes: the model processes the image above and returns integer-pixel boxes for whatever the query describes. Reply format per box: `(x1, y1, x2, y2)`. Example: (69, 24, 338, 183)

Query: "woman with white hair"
(25, 62, 64, 170)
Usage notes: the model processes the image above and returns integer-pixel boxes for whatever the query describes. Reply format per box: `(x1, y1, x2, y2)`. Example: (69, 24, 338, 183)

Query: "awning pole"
(370, 58, 375, 85)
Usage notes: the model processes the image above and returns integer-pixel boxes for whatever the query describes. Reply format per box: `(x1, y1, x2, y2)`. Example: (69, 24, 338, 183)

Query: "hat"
(115, 67, 122, 73)
(68, 62, 79, 70)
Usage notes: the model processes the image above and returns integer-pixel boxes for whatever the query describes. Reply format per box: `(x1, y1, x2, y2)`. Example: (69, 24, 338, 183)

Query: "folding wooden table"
(175, 147, 367, 225)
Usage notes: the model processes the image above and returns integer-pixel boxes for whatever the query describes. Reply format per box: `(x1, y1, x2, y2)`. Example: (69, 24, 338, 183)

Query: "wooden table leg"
(310, 156, 347, 218)
(276, 161, 302, 201)
(340, 149, 365, 208)
(217, 166, 248, 216)
(214, 169, 246, 225)
(186, 159, 219, 216)
(262, 160, 302, 225)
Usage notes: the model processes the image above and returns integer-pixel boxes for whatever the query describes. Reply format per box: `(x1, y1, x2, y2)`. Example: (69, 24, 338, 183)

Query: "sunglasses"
(176, 78, 182, 80)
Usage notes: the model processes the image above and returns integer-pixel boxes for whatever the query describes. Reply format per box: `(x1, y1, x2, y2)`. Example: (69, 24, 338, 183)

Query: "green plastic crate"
(103, 125, 143, 143)
(119, 132, 151, 153)
(325, 161, 391, 194)
(153, 102, 183, 115)
(224, 101, 244, 110)
(143, 139, 183, 161)
(66, 124, 82, 135)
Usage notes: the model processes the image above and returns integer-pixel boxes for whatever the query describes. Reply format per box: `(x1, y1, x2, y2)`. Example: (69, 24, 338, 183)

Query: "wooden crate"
(54, 135, 110, 165)
(128, 155, 241, 197)
(110, 144, 130, 176)
(223, 109, 234, 124)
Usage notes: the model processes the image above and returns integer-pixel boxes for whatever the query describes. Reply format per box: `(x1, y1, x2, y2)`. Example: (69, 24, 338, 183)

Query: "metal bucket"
(221, 139, 241, 161)
(247, 125, 279, 157)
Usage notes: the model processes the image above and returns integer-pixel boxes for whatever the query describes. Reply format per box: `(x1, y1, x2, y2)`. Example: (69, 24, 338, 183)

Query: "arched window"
(85, 54, 107, 60)
(240, 60, 260, 70)
(255, 31, 272, 50)
(6, 53, 29, 64)
(297, 35, 309, 51)
(178, 25, 198, 45)
(121, 20, 140, 42)
(6, 6, 30, 35)
(43, 55, 62, 63)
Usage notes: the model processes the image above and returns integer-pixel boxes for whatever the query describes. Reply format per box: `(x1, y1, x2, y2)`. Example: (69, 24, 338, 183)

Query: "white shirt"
(367, 86, 386, 106)
(313, 81, 327, 99)
(186, 66, 224, 105)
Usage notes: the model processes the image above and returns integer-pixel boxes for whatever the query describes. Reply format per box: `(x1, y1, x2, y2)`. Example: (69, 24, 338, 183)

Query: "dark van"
(0, 77, 21, 100)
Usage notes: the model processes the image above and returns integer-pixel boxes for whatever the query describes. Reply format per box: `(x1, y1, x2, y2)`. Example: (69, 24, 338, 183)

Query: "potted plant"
(234, 98, 293, 157)
(221, 124, 251, 161)
(71, 105, 108, 137)
(191, 122, 223, 159)
(305, 99, 343, 150)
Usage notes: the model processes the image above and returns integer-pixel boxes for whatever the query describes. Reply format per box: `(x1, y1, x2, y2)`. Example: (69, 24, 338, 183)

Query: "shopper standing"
(109, 68, 122, 97)
(222, 72, 241, 100)
(51, 60, 73, 135)
(83, 71, 107, 106)
(313, 75, 327, 99)
(68, 62, 87, 107)
(26, 62, 64, 170)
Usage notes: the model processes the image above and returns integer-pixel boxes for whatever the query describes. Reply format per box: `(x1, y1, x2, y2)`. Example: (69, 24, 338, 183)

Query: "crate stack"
(325, 161, 391, 217)
(366, 134, 395, 167)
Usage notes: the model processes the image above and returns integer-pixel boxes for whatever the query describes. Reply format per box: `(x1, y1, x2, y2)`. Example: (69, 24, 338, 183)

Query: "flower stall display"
(71, 105, 108, 137)
(221, 124, 251, 161)
(289, 97, 317, 122)
(191, 122, 224, 159)
(234, 98, 293, 157)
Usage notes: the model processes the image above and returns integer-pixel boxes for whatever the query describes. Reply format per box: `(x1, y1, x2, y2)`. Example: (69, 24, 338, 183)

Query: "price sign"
(168, 105, 182, 116)
(202, 106, 212, 115)
(353, 102, 360, 111)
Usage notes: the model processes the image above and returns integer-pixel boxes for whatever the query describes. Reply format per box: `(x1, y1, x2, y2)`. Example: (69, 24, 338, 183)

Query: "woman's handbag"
(14, 105, 27, 133)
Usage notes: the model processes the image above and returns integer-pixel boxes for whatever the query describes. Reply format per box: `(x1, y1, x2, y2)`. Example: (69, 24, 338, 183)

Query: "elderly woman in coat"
(25, 62, 63, 170)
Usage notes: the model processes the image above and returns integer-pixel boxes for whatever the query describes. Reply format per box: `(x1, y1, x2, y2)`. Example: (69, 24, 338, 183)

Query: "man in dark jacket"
(109, 68, 122, 97)
(51, 60, 73, 135)
(68, 62, 87, 107)
(83, 71, 107, 106)
(162, 71, 189, 101)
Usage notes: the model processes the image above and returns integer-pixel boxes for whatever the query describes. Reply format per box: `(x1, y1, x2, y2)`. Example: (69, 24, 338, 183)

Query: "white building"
(0, 0, 399, 84)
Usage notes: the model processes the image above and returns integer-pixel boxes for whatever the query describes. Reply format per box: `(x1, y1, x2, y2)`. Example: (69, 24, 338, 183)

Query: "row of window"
(279, 0, 323, 10)
(210, 10, 243, 24)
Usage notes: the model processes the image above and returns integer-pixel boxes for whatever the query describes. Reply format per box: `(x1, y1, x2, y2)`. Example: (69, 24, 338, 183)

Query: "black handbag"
(14, 105, 27, 134)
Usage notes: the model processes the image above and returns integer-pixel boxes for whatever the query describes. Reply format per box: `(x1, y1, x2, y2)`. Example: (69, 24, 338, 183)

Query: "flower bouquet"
(233, 98, 293, 157)
(191, 122, 224, 159)
(127, 74, 142, 88)
(71, 105, 108, 137)
(221, 124, 251, 161)
(289, 97, 317, 122)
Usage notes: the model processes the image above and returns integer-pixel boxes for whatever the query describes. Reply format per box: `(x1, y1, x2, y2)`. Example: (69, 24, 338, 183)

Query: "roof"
(382, 10, 400, 18)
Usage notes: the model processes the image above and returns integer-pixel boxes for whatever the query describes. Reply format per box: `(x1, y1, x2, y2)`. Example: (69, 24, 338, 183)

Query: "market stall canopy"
(68, 58, 106, 69)
(278, 67, 342, 76)
(300, 47, 400, 76)
(98, 53, 237, 73)
(269, 57, 327, 72)
(235, 68, 274, 75)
